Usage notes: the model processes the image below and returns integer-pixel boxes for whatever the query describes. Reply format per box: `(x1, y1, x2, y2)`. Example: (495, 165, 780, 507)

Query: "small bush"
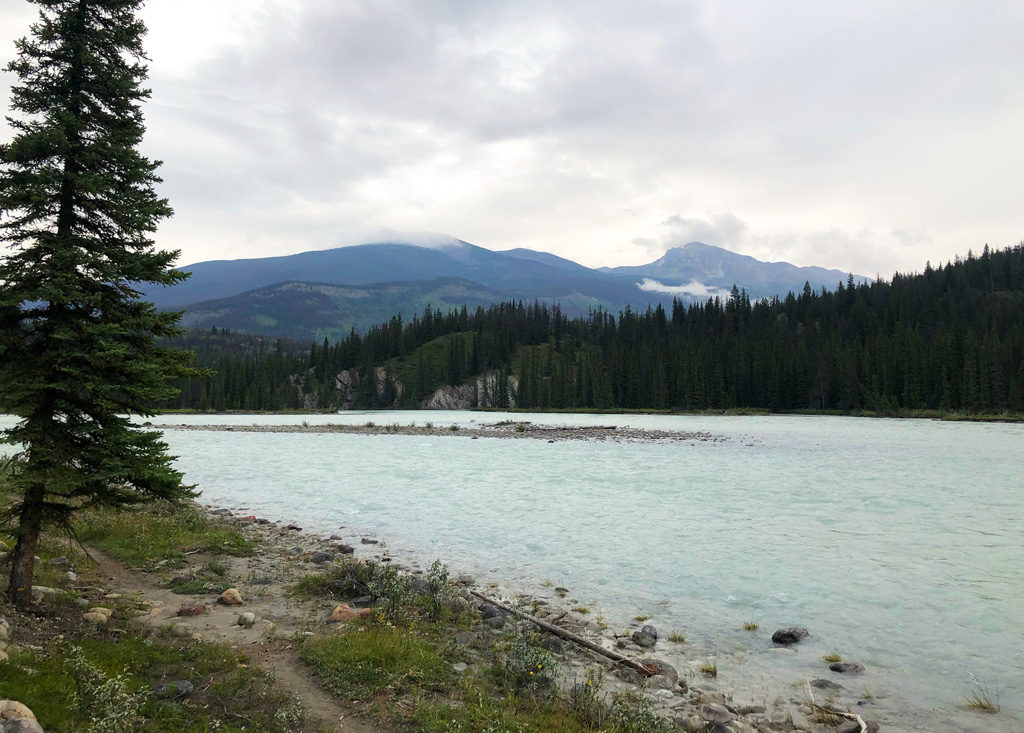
(742, 620, 759, 631)
(822, 653, 842, 663)
(668, 631, 686, 643)
(369, 564, 411, 622)
(503, 637, 557, 691)
(422, 559, 455, 620)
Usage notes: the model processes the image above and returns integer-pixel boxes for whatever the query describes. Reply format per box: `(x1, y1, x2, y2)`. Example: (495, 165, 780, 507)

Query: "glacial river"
(7, 411, 1024, 730)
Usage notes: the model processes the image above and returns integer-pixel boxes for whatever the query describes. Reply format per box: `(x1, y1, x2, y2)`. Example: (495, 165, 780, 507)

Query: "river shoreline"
(198, 500, 875, 733)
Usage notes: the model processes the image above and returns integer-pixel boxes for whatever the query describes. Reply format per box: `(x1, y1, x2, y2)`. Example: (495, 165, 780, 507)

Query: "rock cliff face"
(334, 368, 514, 410)
(423, 372, 518, 410)
(335, 367, 405, 409)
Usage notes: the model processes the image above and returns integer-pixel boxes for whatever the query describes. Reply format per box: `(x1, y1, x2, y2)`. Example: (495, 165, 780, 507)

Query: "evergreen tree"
(0, 0, 194, 605)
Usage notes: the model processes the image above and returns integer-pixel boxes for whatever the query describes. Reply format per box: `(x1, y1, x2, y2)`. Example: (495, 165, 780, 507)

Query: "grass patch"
(668, 631, 686, 643)
(0, 633, 301, 732)
(742, 620, 759, 631)
(633, 614, 650, 622)
(822, 653, 842, 663)
(300, 625, 451, 701)
(572, 605, 590, 615)
(965, 688, 1000, 712)
(76, 503, 254, 569)
(699, 660, 718, 678)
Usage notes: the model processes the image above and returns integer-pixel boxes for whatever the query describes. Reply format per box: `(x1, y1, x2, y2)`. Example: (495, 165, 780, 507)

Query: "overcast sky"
(2, 1, 1022, 276)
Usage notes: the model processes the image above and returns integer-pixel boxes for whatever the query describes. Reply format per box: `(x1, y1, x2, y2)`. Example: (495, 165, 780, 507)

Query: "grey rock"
(29, 586, 56, 605)
(771, 626, 810, 645)
(456, 574, 476, 585)
(309, 551, 334, 564)
(836, 722, 862, 733)
(810, 678, 842, 690)
(480, 604, 505, 620)
(360, 537, 379, 545)
(286, 546, 304, 555)
(152, 680, 194, 698)
(640, 658, 678, 684)
(647, 674, 675, 690)
(409, 577, 432, 594)
(617, 667, 641, 684)
(284, 524, 302, 531)
(540, 636, 565, 654)
(335, 544, 355, 555)
(454, 631, 473, 645)
(62, 571, 78, 584)
(829, 661, 865, 674)
(251, 577, 274, 585)
(632, 630, 657, 648)
(452, 662, 468, 673)
(702, 703, 736, 725)
(75, 598, 90, 609)
(48, 556, 71, 569)
(483, 615, 505, 629)
(329, 534, 344, 540)
(1, 719, 46, 733)
(237, 612, 256, 627)
(677, 715, 705, 733)
(351, 595, 374, 608)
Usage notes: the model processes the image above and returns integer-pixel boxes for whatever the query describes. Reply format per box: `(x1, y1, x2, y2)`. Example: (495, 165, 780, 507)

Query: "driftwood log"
(805, 681, 868, 732)
(469, 589, 653, 677)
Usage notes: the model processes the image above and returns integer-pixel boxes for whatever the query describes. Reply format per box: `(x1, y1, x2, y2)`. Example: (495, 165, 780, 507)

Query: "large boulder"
(640, 658, 678, 685)
(29, 586, 56, 605)
(0, 700, 43, 733)
(701, 703, 735, 725)
(632, 625, 658, 648)
(771, 626, 809, 645)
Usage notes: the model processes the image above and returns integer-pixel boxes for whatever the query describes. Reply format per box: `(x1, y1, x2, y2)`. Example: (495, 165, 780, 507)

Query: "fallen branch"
(806, 680, 867, 732)
(469, 589, 652, 677)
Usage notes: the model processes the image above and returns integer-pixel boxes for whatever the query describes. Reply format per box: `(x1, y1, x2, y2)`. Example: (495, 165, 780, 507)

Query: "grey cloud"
(2, 0, 1022, 273)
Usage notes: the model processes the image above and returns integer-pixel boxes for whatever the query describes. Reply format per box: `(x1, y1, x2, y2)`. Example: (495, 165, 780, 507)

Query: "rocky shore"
(152, 420, 724, 444)
(172, 505, 877, 733)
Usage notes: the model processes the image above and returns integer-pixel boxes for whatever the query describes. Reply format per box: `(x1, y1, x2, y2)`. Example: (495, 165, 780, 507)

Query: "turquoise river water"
(5, 412, 1023, 730)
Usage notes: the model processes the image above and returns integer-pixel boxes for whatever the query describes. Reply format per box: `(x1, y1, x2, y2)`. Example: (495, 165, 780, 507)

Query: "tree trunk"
(6, 482, 44, 607)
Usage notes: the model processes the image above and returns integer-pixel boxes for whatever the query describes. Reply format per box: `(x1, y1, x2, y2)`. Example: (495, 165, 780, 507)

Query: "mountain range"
(146, 238, 868, 341)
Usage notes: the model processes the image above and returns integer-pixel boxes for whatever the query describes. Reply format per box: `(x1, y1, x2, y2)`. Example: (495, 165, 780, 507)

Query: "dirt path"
(88, 547, 391, 733)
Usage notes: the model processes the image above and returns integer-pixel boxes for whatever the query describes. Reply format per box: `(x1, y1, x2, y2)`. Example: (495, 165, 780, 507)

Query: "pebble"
(218, 588, 243, 606)
(308, 551, 334, 564)
(829, 661, 866, 674)
(452, 662, 468, 673)
(237, 612, 256, 627)
(82, 611, 108, 626)
(327, 604, 371, 624)
(177, 603, 206, 617)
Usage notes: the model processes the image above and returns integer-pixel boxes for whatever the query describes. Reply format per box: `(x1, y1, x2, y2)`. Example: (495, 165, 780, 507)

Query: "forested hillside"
(164, 245, 1024, 415)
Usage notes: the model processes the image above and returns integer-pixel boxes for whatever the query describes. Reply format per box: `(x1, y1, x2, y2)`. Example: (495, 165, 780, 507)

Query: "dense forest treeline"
(163, 244, 1024, 414)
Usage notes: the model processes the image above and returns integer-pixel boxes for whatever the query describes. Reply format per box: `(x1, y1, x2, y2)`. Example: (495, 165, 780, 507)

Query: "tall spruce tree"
(0, 0, 194, 606)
